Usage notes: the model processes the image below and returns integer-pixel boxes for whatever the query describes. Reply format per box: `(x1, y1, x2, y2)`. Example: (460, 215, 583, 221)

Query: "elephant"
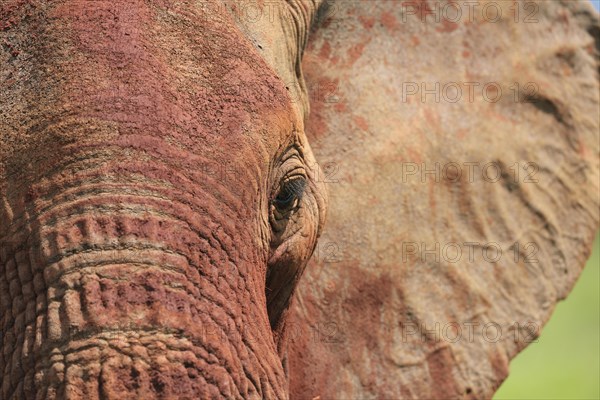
(0, 0, 598, 399)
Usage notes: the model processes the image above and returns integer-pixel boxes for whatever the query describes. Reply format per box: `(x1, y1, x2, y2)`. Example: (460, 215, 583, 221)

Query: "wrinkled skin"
(1, 0, 599, 399)
(0, 1, 326, 398)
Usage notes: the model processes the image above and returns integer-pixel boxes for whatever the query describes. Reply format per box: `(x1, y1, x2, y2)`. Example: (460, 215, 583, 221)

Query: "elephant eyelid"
(273, 177, 306, 207)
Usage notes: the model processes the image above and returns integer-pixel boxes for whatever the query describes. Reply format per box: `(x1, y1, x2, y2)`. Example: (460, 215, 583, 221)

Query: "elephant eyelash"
(272, 177, 306, 215)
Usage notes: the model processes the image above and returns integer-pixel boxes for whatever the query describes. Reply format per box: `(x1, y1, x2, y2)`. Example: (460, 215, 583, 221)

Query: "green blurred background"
(495, 232, 600, 399)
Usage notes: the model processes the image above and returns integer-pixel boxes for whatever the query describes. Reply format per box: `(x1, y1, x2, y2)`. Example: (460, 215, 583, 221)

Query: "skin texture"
(289, 1, 600, 399)
(0, 1, 326, 398)
(0, 0, 598, 399)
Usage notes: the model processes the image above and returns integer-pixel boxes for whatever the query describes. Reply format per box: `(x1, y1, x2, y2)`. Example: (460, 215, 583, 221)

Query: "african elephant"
(0, 0, 598, 399)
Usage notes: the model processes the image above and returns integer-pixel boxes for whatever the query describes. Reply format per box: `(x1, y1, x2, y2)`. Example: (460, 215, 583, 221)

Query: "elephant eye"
(273, 177, 306, 215)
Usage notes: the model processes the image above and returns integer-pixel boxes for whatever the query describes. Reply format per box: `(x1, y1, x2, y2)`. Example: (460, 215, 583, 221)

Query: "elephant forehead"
(0, 0, 298, 172)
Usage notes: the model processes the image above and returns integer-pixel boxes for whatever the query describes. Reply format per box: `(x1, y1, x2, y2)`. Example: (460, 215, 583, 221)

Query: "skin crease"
(1, 0, 598, 399)
(0, 0, 325, 398)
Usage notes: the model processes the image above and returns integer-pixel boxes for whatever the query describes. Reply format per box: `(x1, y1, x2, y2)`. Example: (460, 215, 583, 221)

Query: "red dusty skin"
(0, 1, 300, 398)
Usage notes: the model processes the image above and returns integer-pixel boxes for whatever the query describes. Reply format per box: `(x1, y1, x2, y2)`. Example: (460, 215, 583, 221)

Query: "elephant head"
(0, 1, 598, 399)
(0, 1, 327, 398)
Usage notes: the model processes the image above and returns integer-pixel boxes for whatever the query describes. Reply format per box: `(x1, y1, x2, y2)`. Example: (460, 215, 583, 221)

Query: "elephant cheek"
(0, 185, 287, 399)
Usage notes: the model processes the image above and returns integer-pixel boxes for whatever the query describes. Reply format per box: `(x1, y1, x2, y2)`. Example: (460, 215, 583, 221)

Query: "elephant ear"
(288, 1, 599, 398)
